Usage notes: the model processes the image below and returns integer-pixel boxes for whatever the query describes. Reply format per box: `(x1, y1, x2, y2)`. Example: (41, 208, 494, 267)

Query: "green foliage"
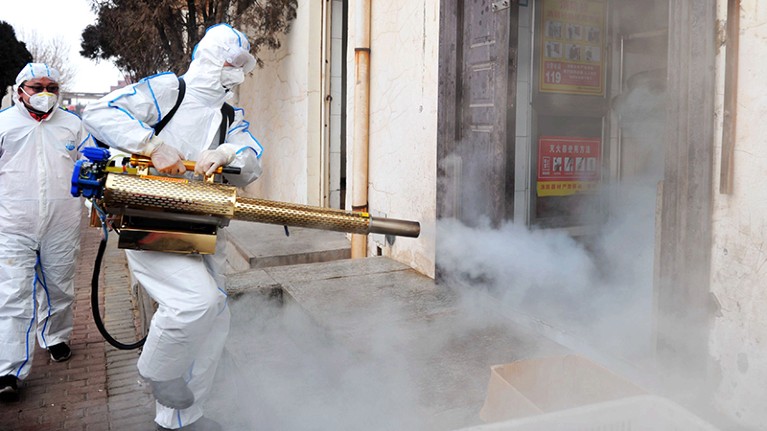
(81, 0, 298, 81)
(0, 21, 33, 100)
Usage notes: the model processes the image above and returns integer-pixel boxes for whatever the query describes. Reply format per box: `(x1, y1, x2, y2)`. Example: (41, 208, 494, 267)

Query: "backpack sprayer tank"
(72, 147, 420, 254)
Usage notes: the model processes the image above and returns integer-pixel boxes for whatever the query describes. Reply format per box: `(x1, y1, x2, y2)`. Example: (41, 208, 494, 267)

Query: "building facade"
(237, 0, 765, 427)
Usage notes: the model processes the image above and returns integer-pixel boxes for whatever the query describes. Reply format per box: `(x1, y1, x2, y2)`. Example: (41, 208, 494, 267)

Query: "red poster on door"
(537, 136, 601, 196)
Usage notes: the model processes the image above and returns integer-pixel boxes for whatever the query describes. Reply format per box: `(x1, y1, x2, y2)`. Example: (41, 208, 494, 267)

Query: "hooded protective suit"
(82, 24, 262, 429)
(0, 63, 93, 379)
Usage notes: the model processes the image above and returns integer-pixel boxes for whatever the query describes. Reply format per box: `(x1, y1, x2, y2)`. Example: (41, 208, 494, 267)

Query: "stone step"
(225, 220, 351, 272)
(222, 257, 567, 430)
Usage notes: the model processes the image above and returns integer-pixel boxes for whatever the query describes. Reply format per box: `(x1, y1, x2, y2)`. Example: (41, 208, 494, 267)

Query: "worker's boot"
(157, 417, 222, 431)
(48, 342, 72, 362)
(145, 376, 195, 409)
(0, 375, 19, 402)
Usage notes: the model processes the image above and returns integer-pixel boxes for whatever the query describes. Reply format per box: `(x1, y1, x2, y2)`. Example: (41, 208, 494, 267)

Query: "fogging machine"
(71, 147, 420, 255)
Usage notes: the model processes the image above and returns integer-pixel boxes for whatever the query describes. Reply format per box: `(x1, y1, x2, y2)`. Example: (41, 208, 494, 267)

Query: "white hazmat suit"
(0, 63, 92, 380)
(82, 24, 263, 430)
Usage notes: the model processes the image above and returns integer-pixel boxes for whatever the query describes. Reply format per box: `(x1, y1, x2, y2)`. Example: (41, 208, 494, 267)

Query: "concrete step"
(220, 257, 567, 430)
(225, 220, 351, 272)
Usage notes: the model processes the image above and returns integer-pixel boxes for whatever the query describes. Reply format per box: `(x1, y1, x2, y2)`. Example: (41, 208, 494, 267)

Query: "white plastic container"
(464, 395, 719, 431)
(479, 355, 646, 422)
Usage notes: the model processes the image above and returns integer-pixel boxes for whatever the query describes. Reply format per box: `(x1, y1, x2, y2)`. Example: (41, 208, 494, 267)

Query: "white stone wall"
(238, 0, 438, 277)
(346, 1, 438, 277)
(238, 2, 319, 204)
(710, 0, 767, 427)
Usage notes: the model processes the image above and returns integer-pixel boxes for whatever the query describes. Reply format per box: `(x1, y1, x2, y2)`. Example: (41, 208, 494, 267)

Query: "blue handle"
(71, 148, 112, 198)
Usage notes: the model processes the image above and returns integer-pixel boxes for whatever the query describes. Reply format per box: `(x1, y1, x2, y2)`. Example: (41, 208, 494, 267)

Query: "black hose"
(92, 237, 146, 350)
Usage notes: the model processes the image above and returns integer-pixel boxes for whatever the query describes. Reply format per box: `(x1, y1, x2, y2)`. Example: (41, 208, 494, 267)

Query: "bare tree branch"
(18, 30, 78, 91)
(81, 0, 297, 78)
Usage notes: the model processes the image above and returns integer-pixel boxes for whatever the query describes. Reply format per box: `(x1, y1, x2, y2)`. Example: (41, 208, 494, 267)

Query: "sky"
(2, 0, 124, 93)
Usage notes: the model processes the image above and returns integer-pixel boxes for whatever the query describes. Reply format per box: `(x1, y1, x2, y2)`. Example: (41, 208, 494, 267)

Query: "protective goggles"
(23, 83, 60, 93)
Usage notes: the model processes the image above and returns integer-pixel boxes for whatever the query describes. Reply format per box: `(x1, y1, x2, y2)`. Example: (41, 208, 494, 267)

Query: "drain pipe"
(351, 0, 371, 258)
(719, 0, 740, 194)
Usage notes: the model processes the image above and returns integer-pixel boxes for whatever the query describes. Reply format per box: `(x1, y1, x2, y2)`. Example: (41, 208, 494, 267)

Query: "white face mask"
(22, 88, 58, 112)
(220, 66, 245, 90)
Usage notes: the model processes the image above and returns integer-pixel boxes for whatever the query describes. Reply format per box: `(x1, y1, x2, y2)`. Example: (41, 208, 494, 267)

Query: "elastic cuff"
(142, 135, 163, 156)
(217, 143, 238, 164)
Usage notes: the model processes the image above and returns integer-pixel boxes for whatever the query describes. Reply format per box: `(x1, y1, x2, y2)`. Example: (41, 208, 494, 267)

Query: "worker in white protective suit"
(82, 24, 263, 431)
(0, 63, 94, 402)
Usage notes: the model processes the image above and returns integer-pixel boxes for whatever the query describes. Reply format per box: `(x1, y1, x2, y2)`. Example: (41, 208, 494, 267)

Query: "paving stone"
(0, 213, 153, 430)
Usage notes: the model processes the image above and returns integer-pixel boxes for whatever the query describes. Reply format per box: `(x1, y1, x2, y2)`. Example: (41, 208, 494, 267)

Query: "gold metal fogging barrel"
(234, 197, 420, 237)
(104, 174, 237, 217)
(103, 173, 420, 238)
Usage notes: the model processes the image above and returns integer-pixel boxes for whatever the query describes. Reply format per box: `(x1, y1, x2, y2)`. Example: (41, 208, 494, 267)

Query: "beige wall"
(347, 1, 438, 277)
(709, 0, 767, 427)
(238, 2, 322, 205)
(238, 0, 438, 277)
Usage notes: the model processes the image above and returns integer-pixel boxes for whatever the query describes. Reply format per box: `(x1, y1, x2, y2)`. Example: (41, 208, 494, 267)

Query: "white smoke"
(436, 179, 658, 366)
(208, 293, 429, 430)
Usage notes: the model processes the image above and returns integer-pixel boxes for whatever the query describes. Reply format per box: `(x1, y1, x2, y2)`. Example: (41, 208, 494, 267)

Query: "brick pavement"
(0, 214, 154, 431)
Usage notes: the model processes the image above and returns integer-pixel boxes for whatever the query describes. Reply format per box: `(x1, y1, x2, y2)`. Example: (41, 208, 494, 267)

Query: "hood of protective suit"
(13, 63, 63, 119)
(183, 24, 256, 105)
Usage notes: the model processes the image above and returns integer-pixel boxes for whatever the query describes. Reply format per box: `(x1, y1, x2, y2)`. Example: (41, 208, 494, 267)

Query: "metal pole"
(352, 0, 372, 258)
